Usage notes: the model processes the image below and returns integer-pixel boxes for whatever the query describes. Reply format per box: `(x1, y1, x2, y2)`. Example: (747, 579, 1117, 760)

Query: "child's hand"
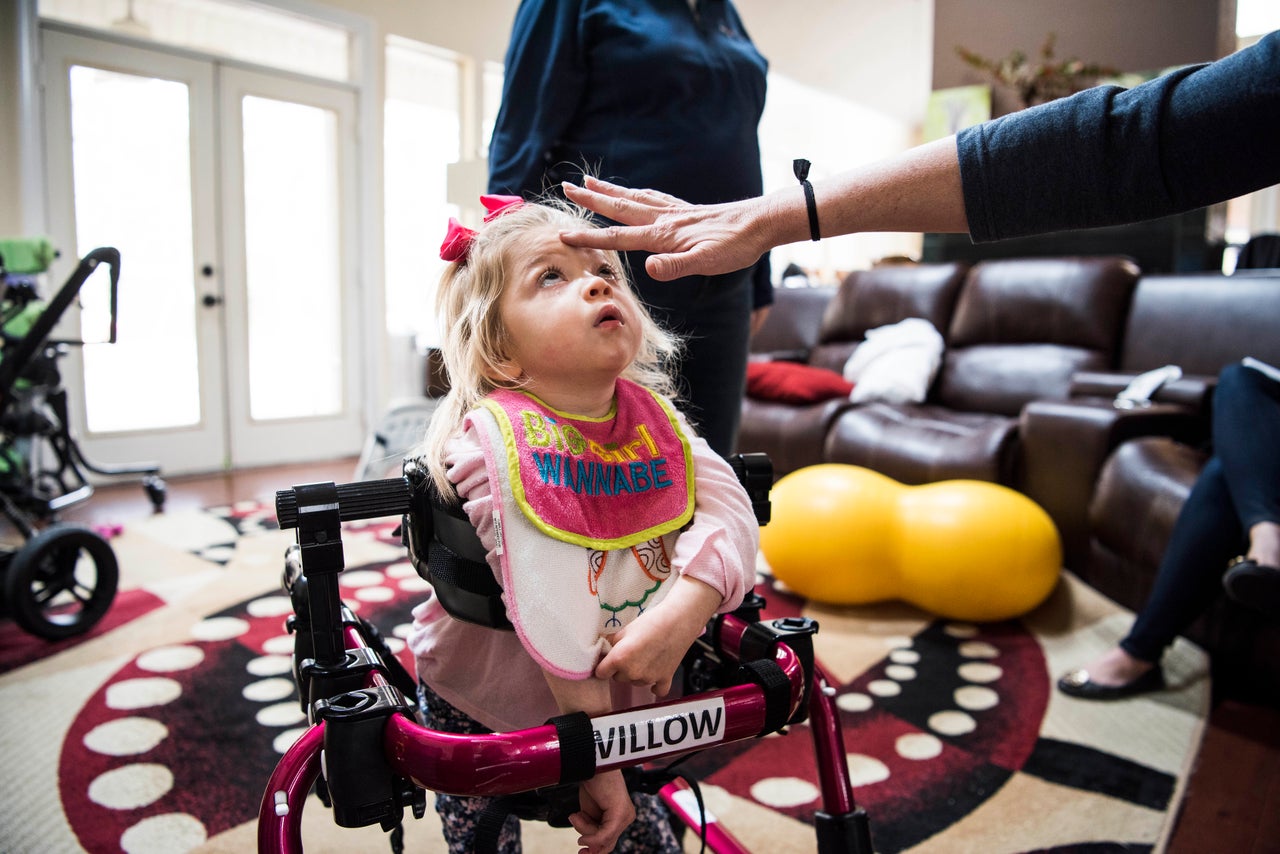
(569, 769, 635, 854)
(596, 614, 688, 696)
(595, 575, 722, 695)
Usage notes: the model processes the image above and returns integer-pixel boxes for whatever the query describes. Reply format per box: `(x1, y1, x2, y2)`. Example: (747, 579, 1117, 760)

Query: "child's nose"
(585, 277, 613, 298)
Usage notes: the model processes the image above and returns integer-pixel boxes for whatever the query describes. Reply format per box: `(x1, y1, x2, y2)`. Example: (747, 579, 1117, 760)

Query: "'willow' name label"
(590, 697, 726, 764)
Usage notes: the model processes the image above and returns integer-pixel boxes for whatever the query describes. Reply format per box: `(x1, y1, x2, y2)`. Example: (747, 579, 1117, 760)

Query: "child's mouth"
(595, 306, 624, 327)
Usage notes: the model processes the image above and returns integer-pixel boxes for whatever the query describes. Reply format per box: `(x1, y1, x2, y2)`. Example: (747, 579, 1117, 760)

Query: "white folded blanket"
(843, 317, 945, 404)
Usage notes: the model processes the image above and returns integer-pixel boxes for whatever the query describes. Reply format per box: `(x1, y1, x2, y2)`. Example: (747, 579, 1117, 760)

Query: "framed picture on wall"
(923, 85, 991, 141)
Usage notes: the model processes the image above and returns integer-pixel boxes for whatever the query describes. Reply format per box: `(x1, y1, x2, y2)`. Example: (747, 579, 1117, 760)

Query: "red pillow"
(746, 360, 854, 404)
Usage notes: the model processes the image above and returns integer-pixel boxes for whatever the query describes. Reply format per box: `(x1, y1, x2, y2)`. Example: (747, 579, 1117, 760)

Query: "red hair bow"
(438, 194, 525, 262)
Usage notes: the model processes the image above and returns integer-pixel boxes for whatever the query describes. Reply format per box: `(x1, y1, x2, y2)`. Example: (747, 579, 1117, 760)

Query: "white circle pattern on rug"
(957, 662, 1003, 683)
(928, 710, 977, 737)
(106, 678, 182, 711)
(256, 701, 306, 728)
(83, 718, 169, 757)
(958, 640, 999, 658)
(246, 654, 293, 677)
(136, 646, 205, 673)
(120, 813, 207, 854)
(814, 616, 1011, 814)
(955, 685, 1000, 711)
(88, 763, 173, 810)
(243, 677, 297, 703)
(190, 616, 249, 642)
(846, 754, 891, 786)
(835, 692, 874, 713)
(246, 595, 293, 618)
(867, 679, 901, 697)
(262, 634, 294, 654)
(895, 732, 944, 761)
(749, 776, 820, 808)
(274, 727, 309, 754)
(885, 664, 917, 681)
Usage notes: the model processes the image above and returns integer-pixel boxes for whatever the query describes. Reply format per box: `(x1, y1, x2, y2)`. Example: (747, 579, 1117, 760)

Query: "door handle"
(201, 293, 224, 307)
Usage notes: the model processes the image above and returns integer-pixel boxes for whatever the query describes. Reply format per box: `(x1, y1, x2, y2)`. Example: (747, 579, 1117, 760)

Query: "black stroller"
(0, 240, 165, 640)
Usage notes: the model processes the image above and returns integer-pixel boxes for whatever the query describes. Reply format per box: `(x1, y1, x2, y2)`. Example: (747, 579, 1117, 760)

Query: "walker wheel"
(4, 524, 119, 640)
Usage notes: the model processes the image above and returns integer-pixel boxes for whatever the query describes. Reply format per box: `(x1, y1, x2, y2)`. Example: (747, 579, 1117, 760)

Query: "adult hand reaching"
(560, 177, 780, 281)
(562, 137, 971, 279)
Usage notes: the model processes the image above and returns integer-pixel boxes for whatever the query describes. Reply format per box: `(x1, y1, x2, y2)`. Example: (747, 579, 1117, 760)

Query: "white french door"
(41, 28, 364, 475)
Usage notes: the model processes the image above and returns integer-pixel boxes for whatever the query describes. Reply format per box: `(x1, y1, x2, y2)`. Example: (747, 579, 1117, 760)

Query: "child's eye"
(598, 264, 618, 280)
(538, 268, 564, 286)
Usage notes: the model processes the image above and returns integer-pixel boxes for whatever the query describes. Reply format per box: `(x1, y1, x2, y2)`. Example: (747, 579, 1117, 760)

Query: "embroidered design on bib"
(589, 537, 673, 630)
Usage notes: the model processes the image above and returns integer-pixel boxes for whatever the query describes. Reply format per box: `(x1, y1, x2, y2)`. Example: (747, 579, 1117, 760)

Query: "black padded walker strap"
(739, 659, 792, 737)
(549, 711, 598, 784)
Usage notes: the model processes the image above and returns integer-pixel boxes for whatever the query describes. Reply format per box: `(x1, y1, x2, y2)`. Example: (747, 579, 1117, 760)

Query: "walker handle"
(275, 477, 412, 529)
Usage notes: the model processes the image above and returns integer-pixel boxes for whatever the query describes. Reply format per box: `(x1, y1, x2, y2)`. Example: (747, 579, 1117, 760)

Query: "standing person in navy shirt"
(488, 0, 771, 458)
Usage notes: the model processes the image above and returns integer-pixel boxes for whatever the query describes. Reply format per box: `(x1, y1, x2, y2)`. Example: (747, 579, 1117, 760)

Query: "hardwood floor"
(52, 462, 1280, 851)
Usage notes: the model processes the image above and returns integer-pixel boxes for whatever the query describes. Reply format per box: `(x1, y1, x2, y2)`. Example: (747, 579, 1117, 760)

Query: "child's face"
(495, 225, 643, 413)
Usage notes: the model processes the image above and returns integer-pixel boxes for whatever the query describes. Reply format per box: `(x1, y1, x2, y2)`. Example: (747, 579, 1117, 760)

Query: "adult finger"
(645, 252, 696, 282)
(578, 176, 687, 209)
(560, 223, 664, 253)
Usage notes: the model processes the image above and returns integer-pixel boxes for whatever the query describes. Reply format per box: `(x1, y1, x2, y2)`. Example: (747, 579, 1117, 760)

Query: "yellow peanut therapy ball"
(760, 464, 1062, 621)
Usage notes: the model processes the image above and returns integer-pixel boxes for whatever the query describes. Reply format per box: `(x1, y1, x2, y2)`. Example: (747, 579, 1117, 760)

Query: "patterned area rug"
(0, 502, 1210, 853)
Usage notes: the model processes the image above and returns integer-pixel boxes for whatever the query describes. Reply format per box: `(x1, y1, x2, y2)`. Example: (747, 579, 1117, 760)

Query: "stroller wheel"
(4, 525, 119, 640)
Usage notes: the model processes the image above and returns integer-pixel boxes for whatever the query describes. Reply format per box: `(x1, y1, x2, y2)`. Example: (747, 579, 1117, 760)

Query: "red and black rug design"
(10, 507, 1206, 854)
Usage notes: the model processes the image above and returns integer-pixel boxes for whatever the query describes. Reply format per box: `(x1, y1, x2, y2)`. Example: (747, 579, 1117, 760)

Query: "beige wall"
(934, 0, 1229, 116)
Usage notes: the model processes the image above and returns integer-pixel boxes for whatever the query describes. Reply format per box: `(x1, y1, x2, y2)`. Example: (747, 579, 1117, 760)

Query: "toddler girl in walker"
(408, 196, 759, 854)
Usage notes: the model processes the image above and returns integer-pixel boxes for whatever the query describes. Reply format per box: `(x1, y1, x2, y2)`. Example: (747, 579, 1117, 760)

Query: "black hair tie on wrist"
(794, 158, 821, 242)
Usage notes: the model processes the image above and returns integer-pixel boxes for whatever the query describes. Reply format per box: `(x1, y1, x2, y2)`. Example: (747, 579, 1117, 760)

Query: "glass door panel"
(219, 67, 363, 469)
(68, 65, 202, 433)
(42, 29, 226, 475)
(241, 95, 343, 421)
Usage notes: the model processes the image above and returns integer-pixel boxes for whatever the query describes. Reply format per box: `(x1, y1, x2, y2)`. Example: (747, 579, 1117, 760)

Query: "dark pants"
(417, 682, 682, 854)
(630, 252, 753, 458)
(1122, 362, 1280, 662)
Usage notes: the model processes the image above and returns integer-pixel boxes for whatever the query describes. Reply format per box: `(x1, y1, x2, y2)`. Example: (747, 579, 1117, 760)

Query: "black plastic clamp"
(314, 683, 425, 830)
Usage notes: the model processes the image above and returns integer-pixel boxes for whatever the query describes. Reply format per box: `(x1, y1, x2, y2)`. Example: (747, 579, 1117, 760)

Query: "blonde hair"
(420, 199, 681, 497)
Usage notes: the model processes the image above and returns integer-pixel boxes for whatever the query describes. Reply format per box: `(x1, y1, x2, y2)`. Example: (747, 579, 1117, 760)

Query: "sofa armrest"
(1069, 371, 1216, 410)
(1018, 397, 1208, 570)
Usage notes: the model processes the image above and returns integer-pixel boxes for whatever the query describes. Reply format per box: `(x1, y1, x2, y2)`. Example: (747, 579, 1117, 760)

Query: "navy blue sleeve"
(958, 30, 1280, 242)
(487, 0, 588, 197)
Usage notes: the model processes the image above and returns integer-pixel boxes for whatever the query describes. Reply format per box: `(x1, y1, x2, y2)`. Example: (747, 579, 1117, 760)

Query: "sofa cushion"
(1119, 272, 1280, 374)
(736, 397, 852, 476)
(745, 360, 852, 405)
(817, 262, 968, 347)
(822, 403, 1018, 485)
(750, 285, 838, 359)
(937, 257, 1140, 414)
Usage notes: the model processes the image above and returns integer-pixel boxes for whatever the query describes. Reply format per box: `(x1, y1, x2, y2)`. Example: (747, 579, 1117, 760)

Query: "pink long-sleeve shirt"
(407, 411, 758, 733)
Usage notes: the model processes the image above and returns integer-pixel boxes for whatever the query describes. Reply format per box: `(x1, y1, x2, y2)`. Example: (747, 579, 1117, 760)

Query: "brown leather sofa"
(744, 264, 1280, 701)
(740, 256, 1140, 485)
(740, 261, 969, 476)
(1021, 271, 1280, 701)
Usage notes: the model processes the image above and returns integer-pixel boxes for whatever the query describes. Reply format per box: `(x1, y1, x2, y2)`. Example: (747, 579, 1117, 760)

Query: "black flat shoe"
(1057, 666, 1165, 700)
(1223, 557, 1280, 620)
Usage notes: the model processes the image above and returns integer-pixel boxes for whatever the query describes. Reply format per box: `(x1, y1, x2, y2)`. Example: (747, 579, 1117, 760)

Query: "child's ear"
(484, 355, 523, 386)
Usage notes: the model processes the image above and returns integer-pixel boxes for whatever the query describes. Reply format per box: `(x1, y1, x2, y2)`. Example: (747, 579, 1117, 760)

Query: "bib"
(463, 381, 696, 677)
(478, 381, 694, 549)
